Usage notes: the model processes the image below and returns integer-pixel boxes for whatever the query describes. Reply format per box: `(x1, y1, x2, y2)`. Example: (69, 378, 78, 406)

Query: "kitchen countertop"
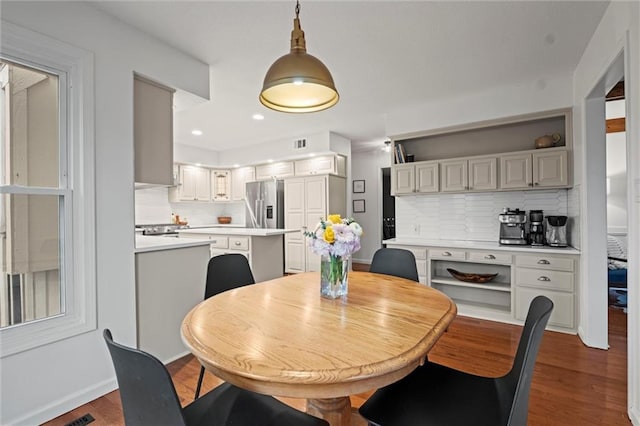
(135, 235, 212, 253)
(383, 237, 580, 255)
(178, 227, 300, 237)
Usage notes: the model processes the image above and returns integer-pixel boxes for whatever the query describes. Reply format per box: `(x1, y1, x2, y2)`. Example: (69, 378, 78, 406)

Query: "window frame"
(0, 21, 96, 357)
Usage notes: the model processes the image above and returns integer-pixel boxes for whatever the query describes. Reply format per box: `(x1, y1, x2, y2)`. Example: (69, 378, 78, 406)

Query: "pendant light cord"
(295, 0, 300, 18)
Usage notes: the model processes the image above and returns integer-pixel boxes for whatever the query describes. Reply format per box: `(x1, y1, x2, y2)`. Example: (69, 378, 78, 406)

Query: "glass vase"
(320, 255, 349, 299)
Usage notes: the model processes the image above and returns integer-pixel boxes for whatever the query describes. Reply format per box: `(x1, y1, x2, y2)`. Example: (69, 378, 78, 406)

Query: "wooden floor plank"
(42, 267, 629, 426)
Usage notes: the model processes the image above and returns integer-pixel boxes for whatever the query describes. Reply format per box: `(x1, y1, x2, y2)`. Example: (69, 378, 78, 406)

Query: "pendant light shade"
(260, 1, 339, 113)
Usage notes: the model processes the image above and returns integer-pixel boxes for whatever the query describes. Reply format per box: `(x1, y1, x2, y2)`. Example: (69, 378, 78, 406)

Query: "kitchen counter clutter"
(384, 238, 579, 333)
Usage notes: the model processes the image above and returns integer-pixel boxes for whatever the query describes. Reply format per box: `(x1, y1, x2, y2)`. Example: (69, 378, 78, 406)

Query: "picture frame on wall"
(353, 180, 365, 193)
(353, 199, 365, 213)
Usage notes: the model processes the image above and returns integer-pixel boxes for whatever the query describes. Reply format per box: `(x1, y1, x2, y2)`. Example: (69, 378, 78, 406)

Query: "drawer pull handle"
(537, 259, 550, 265)
(442, 251, 452, 256)
(484, 254, 496, 260)
(538, 276, 551, 282)
(235, 241, 241, 246)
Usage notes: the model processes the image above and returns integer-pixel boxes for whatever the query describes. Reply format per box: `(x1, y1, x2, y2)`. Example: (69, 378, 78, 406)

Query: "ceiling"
(91, 1, 609, 153)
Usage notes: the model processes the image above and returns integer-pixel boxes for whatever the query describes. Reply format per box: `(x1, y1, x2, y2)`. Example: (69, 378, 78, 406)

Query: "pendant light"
(259, 1, 339, 113)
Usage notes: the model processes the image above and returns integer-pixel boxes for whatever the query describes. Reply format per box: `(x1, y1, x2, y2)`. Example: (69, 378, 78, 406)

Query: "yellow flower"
(323, 226, 335, 243)
(327, 214, 342, 224)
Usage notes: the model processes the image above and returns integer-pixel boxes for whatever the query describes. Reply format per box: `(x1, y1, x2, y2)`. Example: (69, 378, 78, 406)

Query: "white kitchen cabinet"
(440, 157, 496, 192)
(514, 253, 576, 329)
(134, 75, 175, 186)
(500, 148, 568, 189)
(284, 175, 346, 273)
(294, 155, 346, 177)
(255, 161, 295, 180)
(231, 166, 255, 201)
(179, 232, 285, 282)
(211, 170, 231, 201)
(391, 161, 438, 195)
(170, 164, 210, 201)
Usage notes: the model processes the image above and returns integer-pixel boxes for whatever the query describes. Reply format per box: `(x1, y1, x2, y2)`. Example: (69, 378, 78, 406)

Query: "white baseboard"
(630, 406, 639, 426)
(9, 378, 117, 426)
(577, 325, 609, 350)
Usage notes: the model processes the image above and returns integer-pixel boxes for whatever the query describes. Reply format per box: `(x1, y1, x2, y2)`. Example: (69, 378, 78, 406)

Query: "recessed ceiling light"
(191, 129, 203, 136)
(268, 159, 274, 163)
(308, 153, 315, 157)
(195, 163, 202, 167)
(252, 114, 265, 120)
(233, 164, 240, 168)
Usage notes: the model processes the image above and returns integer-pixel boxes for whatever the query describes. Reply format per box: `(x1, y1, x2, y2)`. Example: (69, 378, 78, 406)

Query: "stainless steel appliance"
(499, 208, 528, 245)
(245, 179, 284, 228)
(546, 215, 568, 247)
(135, 223, 188, 237)
(529, 210, 545, 246)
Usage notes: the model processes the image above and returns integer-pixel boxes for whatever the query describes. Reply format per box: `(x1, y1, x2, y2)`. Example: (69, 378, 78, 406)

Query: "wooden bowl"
(447, 268, 498, 283)
(217, 216, 232, 224)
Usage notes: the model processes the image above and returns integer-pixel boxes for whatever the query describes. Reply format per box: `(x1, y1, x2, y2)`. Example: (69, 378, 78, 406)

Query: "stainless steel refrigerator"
(245, 179, 284, 228)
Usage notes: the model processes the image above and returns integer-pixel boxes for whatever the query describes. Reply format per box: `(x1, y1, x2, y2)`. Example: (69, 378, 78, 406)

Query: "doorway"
(381, 168, 395, 241)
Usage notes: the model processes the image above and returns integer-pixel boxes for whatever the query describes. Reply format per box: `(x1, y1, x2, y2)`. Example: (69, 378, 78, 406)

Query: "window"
(0, 21, 95, 356)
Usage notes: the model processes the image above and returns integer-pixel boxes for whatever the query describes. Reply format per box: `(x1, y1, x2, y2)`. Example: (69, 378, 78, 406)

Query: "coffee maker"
(529, 210, 545, 246)
(546, 215, 568, 247)
(499, 208, 528, 245)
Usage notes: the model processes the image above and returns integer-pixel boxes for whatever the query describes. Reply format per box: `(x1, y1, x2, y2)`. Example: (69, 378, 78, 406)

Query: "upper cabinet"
(500, 149, 568, 189)
(211, 170, 231, 201)
(231, 166, 256, 201)
(294, 155, 346, 177)
(255, 161, 295, 180)
(170, 164, 210, 201)
(390, 108, 572, 196)
(134, 75, 175, 186)
(391, 162, 439, 195)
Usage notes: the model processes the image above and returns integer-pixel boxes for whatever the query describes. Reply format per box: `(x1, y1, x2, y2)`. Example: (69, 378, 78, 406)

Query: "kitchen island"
(178, 227, 299, 283)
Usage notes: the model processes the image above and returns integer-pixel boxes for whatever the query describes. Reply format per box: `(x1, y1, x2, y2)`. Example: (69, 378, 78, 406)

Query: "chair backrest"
(499, 295, 554, 425)
(369, 248, 419, 281)
(103, 329, 187, 426)
(204, 254, 255, 300)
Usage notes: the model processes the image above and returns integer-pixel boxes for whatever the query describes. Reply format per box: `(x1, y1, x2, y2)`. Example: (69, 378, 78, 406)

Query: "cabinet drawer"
(515, 287, 574, 329)
(467, 251, 512, 265)
(430, 249, 466, 260)
(229, 236, 249, 251)
(387, 245, 426, 260)
(516, 255, 574, 272)
(209, 236, 229, 249)
(516, 267, 574, 292)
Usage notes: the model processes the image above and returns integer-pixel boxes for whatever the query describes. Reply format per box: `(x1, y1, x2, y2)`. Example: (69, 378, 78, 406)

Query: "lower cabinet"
(385, 242, 578, 332)
(180, 233, 284, 283)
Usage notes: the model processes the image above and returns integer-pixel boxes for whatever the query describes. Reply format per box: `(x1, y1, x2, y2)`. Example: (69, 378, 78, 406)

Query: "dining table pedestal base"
(307, 397, 352, 426)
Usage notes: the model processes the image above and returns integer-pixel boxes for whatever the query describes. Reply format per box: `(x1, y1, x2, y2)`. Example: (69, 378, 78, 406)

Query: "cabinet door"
(284, 178, 305, 273)
(211, 170, 231, 201)
(533, 150, 568, 187)
(391, 164, 415, 195)
(305, 176, 327, 272)
(515, 287, 574, 328)
(440, 160, 468, 192)
(255, 164, 274, 181)
(179, 165, 209, 201)
(295, 156, 336, 176)
(134, 76, 174, 185)
(468, 157, 497, 191)
(415, 163, 439, 193)
(499, 153, 532, 189)
(272, 161, 295, 178)
(231, 167, 255, 201)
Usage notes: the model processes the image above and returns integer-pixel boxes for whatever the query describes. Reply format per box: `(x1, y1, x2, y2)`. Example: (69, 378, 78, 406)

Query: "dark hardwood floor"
(44, 264, 630, 425)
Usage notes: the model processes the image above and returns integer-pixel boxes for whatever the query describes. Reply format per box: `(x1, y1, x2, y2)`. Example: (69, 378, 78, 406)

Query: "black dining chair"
(104, 329, 328, 426)
(369, 247, 419, 281)
(195, 254, 256, 399)
(358, 295, 554, 426)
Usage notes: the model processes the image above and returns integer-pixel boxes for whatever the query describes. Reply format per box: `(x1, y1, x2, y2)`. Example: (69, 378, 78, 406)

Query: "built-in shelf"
(431, 277, 511, 292)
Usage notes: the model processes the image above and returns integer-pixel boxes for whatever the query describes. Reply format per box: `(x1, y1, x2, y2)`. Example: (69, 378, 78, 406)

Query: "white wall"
(0, 2, 210, 424)
(572, 1, 639, 423)
(350, 148, 391, 263)
(606, 99, 628, 235)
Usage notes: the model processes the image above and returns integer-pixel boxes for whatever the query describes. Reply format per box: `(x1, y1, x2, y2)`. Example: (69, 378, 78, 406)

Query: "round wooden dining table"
(181, 271, 457, 426)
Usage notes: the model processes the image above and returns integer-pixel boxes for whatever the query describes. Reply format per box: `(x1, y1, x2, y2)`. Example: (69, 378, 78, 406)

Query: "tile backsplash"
(395, 189, 569, 242)
(135, 187, 245, 226)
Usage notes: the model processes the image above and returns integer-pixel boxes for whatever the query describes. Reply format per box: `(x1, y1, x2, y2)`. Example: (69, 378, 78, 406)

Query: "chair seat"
(359, 362, 504, 426)
(185, 382, 327, 426)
